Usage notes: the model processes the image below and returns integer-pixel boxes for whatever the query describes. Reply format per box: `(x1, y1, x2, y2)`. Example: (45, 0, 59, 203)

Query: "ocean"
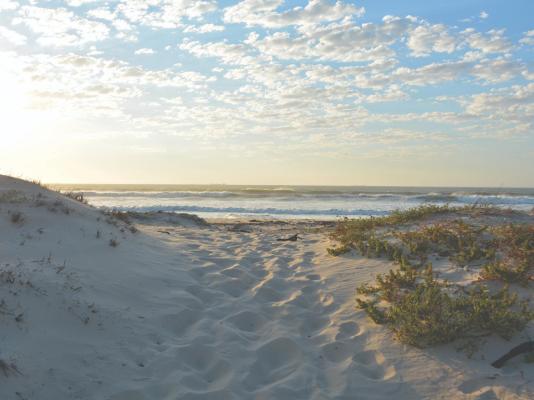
(50, 184, 534, 220)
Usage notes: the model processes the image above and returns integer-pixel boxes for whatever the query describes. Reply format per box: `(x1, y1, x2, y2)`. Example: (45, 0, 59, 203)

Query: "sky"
(0, 0, 533, 186)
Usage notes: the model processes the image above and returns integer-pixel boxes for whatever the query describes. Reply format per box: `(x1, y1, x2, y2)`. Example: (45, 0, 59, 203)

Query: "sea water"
(50, 184, 534, 220)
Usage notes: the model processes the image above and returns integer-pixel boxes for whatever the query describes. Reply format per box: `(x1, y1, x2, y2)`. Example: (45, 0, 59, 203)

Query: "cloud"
(479, 11, 489, 19)
(407, 23, 456, 57)
(470, 58, 525, 83)
(247, 16, 417, 62)
(462, 28, 513, 53)
(13, 6, 110, 46)
(135, 47, 155, 55)
(66, 0, 102, 7)
(224, 0, 364, 28)
(179, 39, 256, 64)
(0, 0, 18, 11)
(393, 60, 471, 86)
(116, 0, 217, 29)
(520, 30, 534, 46)
(2, 0, 533, 153)
(87, 7, 116, 21)
(184, 23, 225, 33)
(0, 26, 26, 45)
(459, 83, 534, 136)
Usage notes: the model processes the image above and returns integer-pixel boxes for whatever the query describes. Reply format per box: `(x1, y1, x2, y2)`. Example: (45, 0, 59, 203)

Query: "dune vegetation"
(329, 205, 534, 353)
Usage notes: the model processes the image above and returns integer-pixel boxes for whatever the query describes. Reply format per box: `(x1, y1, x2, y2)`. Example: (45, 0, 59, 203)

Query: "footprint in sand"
(351, 350, 397, 381)
(298, 312, 331, 337)
(178, 342, 218, 371)
(180, 359, 234, 392)
(458, 377, 506, 399)
(226, 310, 268, 333)
(185, 284, 224, 307)
(187, 263, 221, 282)
(253, 285, 288, 302)
(219, 266, 248, 279)
(288, 286, 336, 312)
(210, 277, 252, 298)
(335, 321, 363, 340)
(321, 341, 353, 363)
(242, 337, 302, 391)
(247, 265, 269, 279)
(160, 308, 201, 336)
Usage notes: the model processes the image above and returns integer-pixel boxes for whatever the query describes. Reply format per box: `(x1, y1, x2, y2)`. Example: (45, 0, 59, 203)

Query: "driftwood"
(277, 234, 299, 242)
(491, 341, 534, 368)
(228, 224, 251, 233)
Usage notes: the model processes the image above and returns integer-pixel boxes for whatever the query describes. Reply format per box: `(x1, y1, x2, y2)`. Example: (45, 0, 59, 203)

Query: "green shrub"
(327, 244, 351, 256)
(481, 261, 531, 285)
(340, 206, 534, 352)
(357, 269, 533, 349)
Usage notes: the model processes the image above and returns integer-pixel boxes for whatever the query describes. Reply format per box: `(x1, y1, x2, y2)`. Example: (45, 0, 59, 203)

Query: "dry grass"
(0, 190, 27, 204)
(63, 191, 88, 204)
(9, 211, 25, 225)
(0, 359, 21, 377)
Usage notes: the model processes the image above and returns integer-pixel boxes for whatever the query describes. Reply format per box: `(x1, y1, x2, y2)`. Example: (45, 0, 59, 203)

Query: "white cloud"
(13, 6, 110, 46)
(462, 28, 513, 53)
(179, 39, 256, 65)
(66, 0, 102, 7)
(2, 0, 532, 155)
(224, 0, 364, 28)
(247, 16, 416, 62)
(407, 23, 456, 57)
(0, 26, 26, 45)
(87, 7, 116, 21)
(479, 11, 489, 19)
(0, 0, 18, 11)
(184, 23, 225, 33)
(135, 47, 155, 55)
(116, 0, 217, 29)
(393, 61, 471, 86)
(465, 83, 534, 124)
(470, 58, 524, 83)
(520, 30, 534, 46)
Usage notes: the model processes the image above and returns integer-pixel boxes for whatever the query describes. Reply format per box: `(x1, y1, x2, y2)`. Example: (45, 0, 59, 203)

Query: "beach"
(1, 175, 533, 399)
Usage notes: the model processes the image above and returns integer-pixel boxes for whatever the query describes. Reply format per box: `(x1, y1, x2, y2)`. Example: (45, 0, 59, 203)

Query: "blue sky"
(0, 1, 533, 186)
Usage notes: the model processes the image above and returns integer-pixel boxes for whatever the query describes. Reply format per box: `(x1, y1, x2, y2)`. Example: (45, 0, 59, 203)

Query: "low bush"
(9, 211, 24, 225)
(332, 205, 534, 353)
(356, 268, 533, 350)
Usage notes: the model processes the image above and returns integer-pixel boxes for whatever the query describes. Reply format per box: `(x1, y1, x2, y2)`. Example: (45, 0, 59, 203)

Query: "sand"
(0, 175, 532, 399)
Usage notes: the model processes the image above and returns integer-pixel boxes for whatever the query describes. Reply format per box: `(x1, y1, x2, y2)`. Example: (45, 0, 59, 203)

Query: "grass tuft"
(63, 191, 88, 204)
(9, 211, 25, 225)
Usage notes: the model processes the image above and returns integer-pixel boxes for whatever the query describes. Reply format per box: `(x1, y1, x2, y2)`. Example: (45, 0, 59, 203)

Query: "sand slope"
(0, 176, 532, 399)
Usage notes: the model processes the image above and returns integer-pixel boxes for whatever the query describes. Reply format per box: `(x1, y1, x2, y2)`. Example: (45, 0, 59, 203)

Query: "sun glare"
(0, 67, 30, 143)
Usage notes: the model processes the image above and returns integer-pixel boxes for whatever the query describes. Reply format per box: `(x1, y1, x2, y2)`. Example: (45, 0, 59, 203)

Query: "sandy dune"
(0, 176, 532, 399)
